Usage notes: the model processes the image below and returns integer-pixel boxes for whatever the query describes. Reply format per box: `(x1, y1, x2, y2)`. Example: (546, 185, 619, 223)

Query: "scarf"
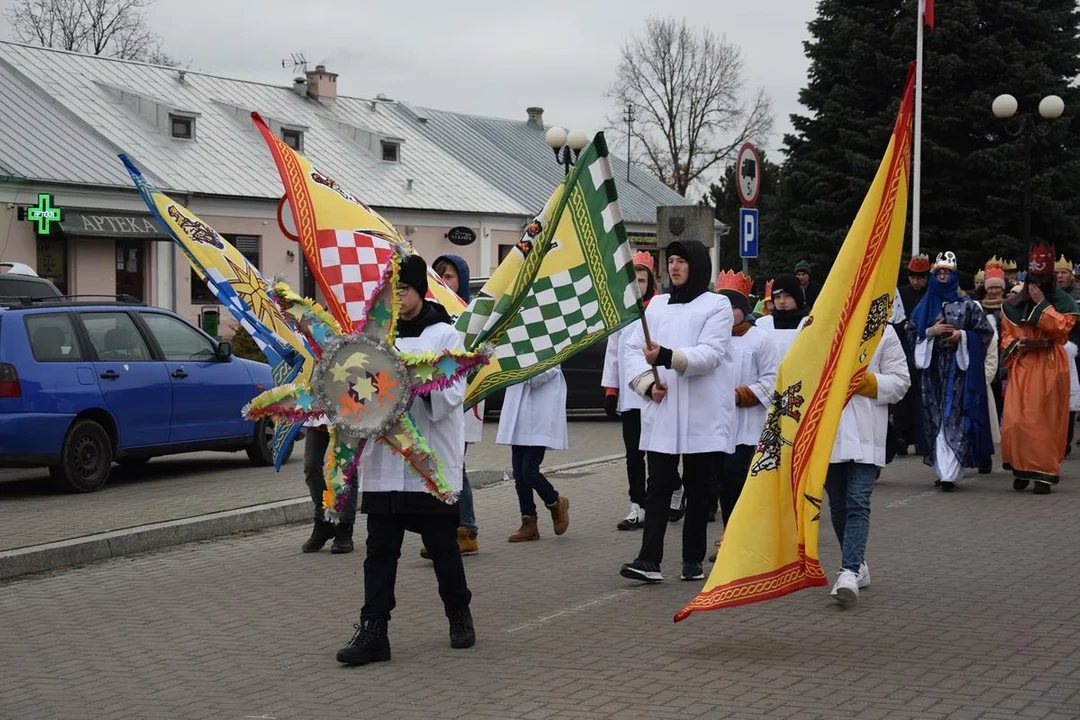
(771, 307, 807, 330)
(732, 320, 752, 337)
(980, 296, 1004, 311)
(910, 272, 961, 337)
(397, 301, 452, 338)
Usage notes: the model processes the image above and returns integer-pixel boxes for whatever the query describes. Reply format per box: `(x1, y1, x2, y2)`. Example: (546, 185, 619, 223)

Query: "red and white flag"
(922, 0, 934, 30)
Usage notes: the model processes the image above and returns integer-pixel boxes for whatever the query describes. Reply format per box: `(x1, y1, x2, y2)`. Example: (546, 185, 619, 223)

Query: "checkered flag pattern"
(315, 229, 395, 326)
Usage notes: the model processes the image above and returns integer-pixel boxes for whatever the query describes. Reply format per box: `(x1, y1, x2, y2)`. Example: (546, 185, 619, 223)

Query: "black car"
(465, 278, 613, 419)
(0, 263, 63, 300)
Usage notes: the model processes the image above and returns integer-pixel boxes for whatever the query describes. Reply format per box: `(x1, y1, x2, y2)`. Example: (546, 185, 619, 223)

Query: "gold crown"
(985, 256, 1004, 271)
(1055, 254, 1073, 272)
(1002, 258, 1018, 271)
(974, 269, 985, 283)
(715, 270, 753, 296)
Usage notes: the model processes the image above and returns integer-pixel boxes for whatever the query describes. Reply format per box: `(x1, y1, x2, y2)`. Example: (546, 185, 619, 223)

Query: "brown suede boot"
(546, 496, 570, 535)
(457, 527, 479, 555)
(507, 515, 539, 542)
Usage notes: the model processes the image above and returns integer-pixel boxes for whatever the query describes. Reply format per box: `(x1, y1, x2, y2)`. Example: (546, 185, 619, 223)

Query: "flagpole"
(913, 0, 925, 257)
(639, 313, 663, 386)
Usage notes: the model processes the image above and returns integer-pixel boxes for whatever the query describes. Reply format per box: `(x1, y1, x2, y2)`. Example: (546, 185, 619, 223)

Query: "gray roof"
(0, 41, 690, 223)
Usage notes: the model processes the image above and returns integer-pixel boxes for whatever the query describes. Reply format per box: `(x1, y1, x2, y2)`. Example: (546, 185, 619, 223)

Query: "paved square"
(2, 457, 1079, 719)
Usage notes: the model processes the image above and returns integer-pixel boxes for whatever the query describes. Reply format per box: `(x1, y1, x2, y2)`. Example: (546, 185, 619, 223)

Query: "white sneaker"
(857, 562, 870, 589)
(669, 487, 684, 511)
(830, 569, 860, 605)
(616, 502, 644, 531)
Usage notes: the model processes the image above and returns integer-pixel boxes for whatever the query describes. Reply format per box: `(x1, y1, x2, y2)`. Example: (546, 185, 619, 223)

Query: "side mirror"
(215, 341, 233, 361)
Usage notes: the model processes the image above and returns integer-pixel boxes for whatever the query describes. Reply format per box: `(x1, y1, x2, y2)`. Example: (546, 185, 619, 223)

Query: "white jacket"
(496, 367, 569, 450)
(464, 401, 484, 445)
(1068, 342, 1080, 412)
(625, 292, 736, 455)
(731, 324, 780, 447)
(601, 326, 645, 413)
(359, 322, 465, 494)
(830, 325, 911, 467)
(755, 314, 804, 361)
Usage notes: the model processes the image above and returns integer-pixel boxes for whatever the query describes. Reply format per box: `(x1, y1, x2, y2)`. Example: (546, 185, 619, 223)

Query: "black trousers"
(712, 444, 755, 526)
(303, 428, 357, 522)
(637, 452, 716, 566)
(361, 513, 472, 622)
(620, 409, 647, 506)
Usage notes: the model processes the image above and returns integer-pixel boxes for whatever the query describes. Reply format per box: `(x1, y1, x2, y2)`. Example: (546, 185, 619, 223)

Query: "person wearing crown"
(753, 279, 774, 317)
(1002, 258, 1019, 286)
(895, 255, 931, 456)
(1052, 254, 1080, 451)
(710, 270, 779, 528)
(976, 264, 1007, 472)
(908, 251, 995, 491)
(601, 251, 658, 530)
(1000, 243, 1080, 494)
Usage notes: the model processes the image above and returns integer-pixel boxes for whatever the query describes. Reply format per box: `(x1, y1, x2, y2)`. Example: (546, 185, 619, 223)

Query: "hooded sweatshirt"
(666, 240, 712, 304)
(433, 254, 472, 304)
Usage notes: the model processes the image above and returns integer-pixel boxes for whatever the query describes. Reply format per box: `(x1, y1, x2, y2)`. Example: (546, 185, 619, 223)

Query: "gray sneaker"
(680, 562, 704, 581)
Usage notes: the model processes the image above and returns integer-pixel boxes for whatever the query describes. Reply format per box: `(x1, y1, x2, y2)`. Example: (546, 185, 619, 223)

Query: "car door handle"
(99, 370, 119, 380)
(172, 369, 188, 379)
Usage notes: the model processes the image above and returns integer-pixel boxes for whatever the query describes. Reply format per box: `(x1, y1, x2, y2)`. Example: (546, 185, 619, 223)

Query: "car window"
(141, 313, 216, 362)
(79, 312, 151, 362)
(25, 313, 84, 362)
(0, 276, 62, 300)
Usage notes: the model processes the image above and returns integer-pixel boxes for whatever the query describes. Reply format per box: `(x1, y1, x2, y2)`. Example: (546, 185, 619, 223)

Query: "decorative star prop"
(243, 254, 490, 522)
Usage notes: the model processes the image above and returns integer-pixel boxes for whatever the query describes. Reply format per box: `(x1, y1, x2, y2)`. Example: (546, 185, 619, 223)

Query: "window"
(170, 114, 194, 139)
(282, 128, 303, 151)
(25, 314, 83, 362)
(79, 312, 151, 362)
(191, 234, 261, 303)
(380, 140, 400, 163)
(142, 313, 216, 362)
(36, 236, 68, 295)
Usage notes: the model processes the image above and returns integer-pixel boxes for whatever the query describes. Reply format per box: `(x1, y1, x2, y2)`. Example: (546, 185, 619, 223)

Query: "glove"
(856, 372, 878, 398)
(734, 386, 759, 408)
(605, 392, 618, 415)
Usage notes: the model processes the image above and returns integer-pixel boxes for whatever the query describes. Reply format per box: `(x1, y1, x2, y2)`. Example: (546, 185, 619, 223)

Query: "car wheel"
(247, 417, 295, 466)
(50, 419, 113, 493)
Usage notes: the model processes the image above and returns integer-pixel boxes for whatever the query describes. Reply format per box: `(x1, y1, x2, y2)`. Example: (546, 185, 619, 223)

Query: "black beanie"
(771, 273, 805, 309)
(718, 289, 751, 316)
(398, 254, 429, 297)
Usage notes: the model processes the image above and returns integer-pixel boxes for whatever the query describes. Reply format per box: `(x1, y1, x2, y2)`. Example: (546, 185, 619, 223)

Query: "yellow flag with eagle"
(675, 65, 916, 620)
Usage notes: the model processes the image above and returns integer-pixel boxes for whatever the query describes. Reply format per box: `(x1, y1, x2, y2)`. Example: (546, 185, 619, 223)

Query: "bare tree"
(609, 17, 773, 196)
(5, 0, 177, 65)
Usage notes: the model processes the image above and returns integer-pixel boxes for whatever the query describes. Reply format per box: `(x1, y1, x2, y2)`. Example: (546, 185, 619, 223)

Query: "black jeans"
(712, 444, 755, 526)
(637, 452, 716, 566)
(304, 428, 357, 522)
(512, 445, 559, 515)
(620, 409, 647, 506)
(361, 513, 472, 622)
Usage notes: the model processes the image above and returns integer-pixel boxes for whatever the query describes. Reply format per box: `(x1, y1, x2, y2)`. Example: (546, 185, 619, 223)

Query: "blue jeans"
(458, 469, 477, 531)
(511, 445, 559, 516)
(824, 461, 876, 572)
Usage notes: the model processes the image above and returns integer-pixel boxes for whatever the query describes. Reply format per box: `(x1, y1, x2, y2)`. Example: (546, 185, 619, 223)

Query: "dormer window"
(282, 128, 303, 151)
(380, 140, 400, 163)
(170, 114, 194, 140)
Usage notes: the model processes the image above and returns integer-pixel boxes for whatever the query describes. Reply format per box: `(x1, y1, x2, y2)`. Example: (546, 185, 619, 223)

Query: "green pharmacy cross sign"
(23, 194, 63, 235)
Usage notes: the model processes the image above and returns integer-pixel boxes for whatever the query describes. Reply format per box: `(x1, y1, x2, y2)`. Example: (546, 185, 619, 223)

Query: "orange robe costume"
(1000, 292, 1078, 484)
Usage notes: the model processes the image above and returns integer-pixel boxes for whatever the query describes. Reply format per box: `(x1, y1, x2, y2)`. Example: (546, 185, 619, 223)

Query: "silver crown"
(933, 251, 957, 270)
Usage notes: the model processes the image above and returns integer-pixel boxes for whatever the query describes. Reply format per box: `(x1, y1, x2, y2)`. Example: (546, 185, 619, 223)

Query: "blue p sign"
(739, 207, 759, 259)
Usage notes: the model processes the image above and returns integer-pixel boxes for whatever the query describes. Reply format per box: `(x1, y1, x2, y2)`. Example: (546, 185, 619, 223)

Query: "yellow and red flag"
(675, 66, 916, 620)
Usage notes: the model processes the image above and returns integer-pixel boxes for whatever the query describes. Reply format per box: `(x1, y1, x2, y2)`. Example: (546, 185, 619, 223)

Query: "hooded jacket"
(433, 254, 472, 304)
(666, 240, 712, 304)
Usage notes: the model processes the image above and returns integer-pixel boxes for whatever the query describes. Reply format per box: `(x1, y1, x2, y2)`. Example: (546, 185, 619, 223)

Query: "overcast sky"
(0, 0, 815, 173)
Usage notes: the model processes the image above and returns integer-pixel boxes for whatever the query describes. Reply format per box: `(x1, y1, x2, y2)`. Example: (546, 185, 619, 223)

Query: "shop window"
(35, 236, 68, 295)
(191, 234, 261, 303)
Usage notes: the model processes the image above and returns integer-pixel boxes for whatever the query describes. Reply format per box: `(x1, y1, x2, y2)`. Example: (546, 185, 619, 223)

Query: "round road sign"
(735, 143, 761, 208)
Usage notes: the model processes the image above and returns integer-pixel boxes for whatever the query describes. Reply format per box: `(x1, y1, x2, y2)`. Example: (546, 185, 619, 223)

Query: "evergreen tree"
(777, 0, 1080, 278)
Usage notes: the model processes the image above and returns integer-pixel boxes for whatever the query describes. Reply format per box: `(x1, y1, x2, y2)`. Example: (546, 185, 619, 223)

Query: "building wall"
(0, 203, 37, 270)
(69, 240, 115, 296)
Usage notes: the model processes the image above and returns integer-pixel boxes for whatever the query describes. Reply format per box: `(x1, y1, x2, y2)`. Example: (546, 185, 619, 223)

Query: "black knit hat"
(399, 254, 429, 297)
(771, 273, 805, 309)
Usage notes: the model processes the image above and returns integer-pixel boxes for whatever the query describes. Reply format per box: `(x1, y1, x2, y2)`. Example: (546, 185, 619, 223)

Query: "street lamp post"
(545, 126, 589, 176)
(991, 93, 1065, 253)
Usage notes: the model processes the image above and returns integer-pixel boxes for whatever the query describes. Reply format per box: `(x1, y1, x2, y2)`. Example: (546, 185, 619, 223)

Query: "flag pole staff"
(639, 310, 662, 385)
(913, 0, 926, 256)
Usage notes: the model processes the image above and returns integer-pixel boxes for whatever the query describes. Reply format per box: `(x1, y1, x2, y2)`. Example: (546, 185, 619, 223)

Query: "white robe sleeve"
(677, 299, 733, 377)
(601, 330, 621, 389)
(873, 326, 911, 405)
(623, 317, 649, 392)
(750, 331, 780, 406)
(956, 332, 969, 371)
(418, 326, 466, 423)
(914, 329, 934, 370)
(984, 319, 999, 381)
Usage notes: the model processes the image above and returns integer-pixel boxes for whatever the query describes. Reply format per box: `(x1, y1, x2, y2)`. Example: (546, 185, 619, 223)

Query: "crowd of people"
(300, 242, 1077, 667)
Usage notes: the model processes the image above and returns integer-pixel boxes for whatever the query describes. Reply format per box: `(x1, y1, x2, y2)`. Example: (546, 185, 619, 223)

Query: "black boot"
(447, 608, 476, 649)
(331, 522, 354, 554)
(1033, 481, 1052, 495)
(302, 519, 336, 553)
(336, 619, 391, 665)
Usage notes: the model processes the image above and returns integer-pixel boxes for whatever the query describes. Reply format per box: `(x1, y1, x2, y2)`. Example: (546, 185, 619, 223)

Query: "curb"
(0, 453, 623, 581)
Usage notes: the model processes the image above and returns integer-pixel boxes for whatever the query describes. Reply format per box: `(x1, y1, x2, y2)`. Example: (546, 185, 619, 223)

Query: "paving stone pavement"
(0, 418, 621, 551)
(2, 454, 1079, 720)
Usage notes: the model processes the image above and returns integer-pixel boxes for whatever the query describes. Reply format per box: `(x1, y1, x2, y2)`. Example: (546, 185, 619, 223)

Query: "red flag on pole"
(923, 0, 934, 29)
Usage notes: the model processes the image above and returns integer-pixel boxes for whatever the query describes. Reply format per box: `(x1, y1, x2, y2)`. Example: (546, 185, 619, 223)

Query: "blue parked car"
(0, 296, 293, 492)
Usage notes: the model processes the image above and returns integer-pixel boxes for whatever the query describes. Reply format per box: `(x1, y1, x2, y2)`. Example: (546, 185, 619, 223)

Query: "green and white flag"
(459, 132, 643, 408)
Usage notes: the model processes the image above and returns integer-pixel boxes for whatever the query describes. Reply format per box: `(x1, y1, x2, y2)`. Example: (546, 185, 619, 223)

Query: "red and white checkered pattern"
(315, 229, 395, 327)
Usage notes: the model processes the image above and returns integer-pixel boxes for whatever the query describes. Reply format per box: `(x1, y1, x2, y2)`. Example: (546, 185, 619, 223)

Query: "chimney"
(305, 64, 338, 102)
(292, 76, 306, 97)
(526, 106, 544, 126)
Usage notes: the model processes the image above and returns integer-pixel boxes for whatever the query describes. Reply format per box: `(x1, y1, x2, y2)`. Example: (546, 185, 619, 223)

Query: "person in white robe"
(496, 366, 570, 542)
(336, 255, 473, 666)
(619, 240, 735, 584)
(826, 324, 911, 605)
(755, 273, 809, 361)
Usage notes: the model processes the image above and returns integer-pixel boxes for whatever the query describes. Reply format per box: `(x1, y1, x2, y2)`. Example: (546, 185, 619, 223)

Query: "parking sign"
(739, 207, 759, 259)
